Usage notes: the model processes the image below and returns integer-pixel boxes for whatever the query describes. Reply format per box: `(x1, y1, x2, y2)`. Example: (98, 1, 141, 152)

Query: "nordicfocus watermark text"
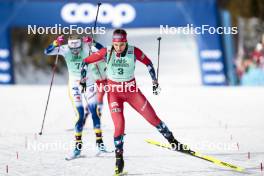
(160, 24, 238, 35)
(26, 140, 237, 152)
(27, 24, 106, 35)
(95, 80, 139, 93)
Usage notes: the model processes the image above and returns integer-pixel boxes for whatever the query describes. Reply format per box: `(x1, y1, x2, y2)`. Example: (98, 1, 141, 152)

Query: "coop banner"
(0, 0, 225, 85)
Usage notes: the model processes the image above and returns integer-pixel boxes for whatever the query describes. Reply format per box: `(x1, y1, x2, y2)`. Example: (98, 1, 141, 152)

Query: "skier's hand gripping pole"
(153, 80, 161, 95)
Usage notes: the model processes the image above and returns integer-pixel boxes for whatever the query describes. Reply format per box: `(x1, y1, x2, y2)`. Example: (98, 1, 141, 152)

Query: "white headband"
(68, 39, 81, 48)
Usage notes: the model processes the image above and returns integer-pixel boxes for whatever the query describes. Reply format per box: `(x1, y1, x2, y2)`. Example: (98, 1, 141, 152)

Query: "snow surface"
(0, 82, 264, 176)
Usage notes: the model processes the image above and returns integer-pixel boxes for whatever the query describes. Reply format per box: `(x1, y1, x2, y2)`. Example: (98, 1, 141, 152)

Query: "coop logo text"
(61, 3, 136, 28)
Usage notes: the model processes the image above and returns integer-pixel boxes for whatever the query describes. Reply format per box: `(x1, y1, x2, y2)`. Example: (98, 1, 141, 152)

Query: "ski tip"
(234, 167, 245, 172)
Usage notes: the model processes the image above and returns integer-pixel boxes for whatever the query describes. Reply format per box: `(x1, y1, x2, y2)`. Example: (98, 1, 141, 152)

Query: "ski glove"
(153, 81, 161, 95)
(53, 35, 64, 47)
(80, 79, 86, 93)
(82, 36, 93, 44)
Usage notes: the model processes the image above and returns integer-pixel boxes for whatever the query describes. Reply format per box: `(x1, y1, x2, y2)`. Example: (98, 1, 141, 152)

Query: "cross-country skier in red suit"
(81, 29, 189, 175)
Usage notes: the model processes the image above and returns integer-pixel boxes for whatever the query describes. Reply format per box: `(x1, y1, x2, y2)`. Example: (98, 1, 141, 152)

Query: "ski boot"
(74, 141, 83, 156)
(166, 134, 192, 153)
(96, 138, 107, 152)
(115, 149, 124, 175)
(157, 121, 192, 153)
(65, 141, 83, 161)
(95, 128, 107, 152)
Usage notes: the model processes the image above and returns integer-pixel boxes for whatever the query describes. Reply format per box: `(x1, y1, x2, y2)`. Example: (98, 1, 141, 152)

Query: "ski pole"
(87, 2, 101, 58)
(92, 2, 102, 39)
(39, 46, 60, 135)
(157, 37, 162, 82)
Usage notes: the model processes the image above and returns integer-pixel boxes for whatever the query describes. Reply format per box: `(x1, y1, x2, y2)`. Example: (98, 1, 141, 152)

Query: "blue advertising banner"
(0, 0, 227, 85)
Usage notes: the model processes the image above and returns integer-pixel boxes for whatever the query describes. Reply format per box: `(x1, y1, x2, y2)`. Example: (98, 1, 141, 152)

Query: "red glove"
(53, 35, 64, 46)
(83, 36, 93, 44)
